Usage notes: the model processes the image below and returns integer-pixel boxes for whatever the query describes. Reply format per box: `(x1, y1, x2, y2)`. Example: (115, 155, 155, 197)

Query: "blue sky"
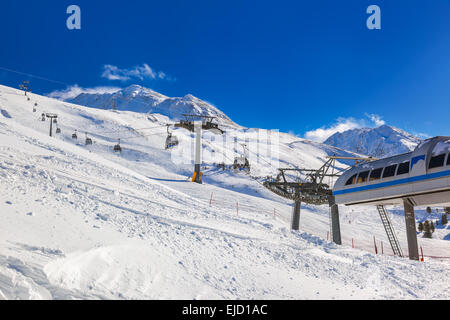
(1, 0, 449, 140)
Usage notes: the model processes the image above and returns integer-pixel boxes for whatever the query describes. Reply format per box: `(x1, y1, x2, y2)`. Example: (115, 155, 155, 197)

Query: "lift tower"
(264, 156, 377, 245)
(175, 114, 224, 183)
(45, 113, 58, 137)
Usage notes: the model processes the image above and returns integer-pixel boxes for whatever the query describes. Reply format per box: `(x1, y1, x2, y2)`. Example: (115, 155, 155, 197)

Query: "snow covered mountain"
(324, 125, 422, 158)
(1, 83, 450, 300)
(67, 85, 236, 126)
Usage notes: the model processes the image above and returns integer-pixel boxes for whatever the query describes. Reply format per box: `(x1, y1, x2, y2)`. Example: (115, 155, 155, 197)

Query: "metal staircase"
(376, 205, 403, 257)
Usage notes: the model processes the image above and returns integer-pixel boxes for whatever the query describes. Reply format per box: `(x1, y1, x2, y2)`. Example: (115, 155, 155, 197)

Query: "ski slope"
(1, 84, 450, 300)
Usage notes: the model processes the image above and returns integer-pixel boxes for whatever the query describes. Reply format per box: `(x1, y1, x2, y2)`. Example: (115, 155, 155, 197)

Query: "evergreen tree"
(430, 221, 435, 233)
(423, 220, 432, 238)
(442, 213, 448, 225)
(445, 207, 450, 214)
(418, 222, 424, 232)
(426, 207, 432, 214)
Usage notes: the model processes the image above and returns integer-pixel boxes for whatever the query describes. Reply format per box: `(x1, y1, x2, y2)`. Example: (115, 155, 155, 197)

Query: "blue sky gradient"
(1, 0, 449, 139)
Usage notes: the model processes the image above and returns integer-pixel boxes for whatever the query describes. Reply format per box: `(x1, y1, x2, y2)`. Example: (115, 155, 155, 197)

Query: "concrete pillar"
(291, 199, 301, 231)
(328, 196, 342, 245)
(403, 198, 419, 261)
(194, 121, 202, 184)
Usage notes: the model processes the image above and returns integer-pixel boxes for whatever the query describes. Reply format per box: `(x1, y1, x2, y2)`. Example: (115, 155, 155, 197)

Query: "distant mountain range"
(323, 125, 422, 158)
(66, 84, 421, 159)
(67, 85, 235, 126)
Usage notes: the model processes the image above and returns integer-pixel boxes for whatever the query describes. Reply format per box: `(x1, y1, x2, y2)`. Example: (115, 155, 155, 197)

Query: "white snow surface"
(0, 84, 450, 300)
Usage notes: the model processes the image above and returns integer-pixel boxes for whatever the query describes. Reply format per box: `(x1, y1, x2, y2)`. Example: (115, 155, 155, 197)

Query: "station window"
(397, 161, 410, 175)
(357, 171, 370, 184)
(383, 165, 397, 178)
(369, 168, 383, 181)
(345, 174, 357, 186)
(429, 154, 446, 169)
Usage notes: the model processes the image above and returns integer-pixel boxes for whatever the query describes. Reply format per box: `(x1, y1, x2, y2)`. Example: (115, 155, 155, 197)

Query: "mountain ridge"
(323, 124, 421, 158)
(66, 84, 236, 126)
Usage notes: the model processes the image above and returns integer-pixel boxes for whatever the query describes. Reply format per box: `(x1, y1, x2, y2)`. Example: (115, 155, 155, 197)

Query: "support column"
(49, 118, 53, 137)
(328, 196, 342, 245)
(291, 199, 301, 231)
(194, 121, 202, 184)
(403, 198, 419, 261)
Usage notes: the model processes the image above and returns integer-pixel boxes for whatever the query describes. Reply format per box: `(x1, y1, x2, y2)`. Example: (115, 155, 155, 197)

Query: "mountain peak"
(182, 94, 196, 101)
(324, 124, 421, 158)
(67, 84, 235, 125)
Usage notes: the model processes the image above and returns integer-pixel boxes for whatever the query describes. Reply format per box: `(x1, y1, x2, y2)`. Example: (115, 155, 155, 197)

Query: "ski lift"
(72, 130, 78, 139)
(85, 133, 93, 145)
(233, 144, 250, 172)
(165, 125, 179, 150)
(41, 113, 46, 121)
(33, 103, 37, 112)
(56, 127, 61, 134)
(113, 139, 122, 153)
(53, 118, 58, 124)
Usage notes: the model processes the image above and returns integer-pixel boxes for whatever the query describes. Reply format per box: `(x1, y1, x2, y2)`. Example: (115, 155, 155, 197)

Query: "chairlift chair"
(85, 133, 93, 145)
(56, 127, 61, 134)
(233, 156, 250, 172)
(165, 125, 179, 150)
(114, 139, 122, 153)
(41, 113, 46, 121)
(72, 130, 78, 139)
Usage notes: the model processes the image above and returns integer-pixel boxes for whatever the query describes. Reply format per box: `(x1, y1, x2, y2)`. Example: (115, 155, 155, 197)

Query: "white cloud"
(366, 113, 386, 126)
(304, 114, 388, 142)
(101, 63, 171, 82)
(304, 117, 363, 142)
(47, 85, 121, 100)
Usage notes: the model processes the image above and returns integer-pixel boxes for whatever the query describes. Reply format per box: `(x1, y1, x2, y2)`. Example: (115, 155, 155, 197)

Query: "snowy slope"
(67, 85, 236, 126)
(1, 84, 450, 300)
(324, 125, 421, 158)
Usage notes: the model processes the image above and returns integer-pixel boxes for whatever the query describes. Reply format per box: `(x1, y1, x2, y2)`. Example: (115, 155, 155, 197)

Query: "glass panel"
(345, 174, 357, 186)
(432, 140, 450, 156)
(397, 161, 410, 175)
(429, 154, 446, 169)
(383, 165, 397, 178)
(357, 171, 370, 184)
(369, 168, 383, 181)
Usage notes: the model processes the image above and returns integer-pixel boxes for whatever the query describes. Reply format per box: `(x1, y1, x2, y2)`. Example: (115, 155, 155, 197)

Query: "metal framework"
(45, 113, 58, 137)
(263, 156, 377, 243)
(264, 156, 376, 205)
(174, 114, 225, 135)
